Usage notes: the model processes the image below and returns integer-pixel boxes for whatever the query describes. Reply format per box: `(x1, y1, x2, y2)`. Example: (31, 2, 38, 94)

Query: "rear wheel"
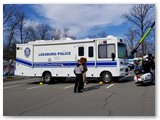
(43, 72, 52, 83)
(101, 72, 112, 84)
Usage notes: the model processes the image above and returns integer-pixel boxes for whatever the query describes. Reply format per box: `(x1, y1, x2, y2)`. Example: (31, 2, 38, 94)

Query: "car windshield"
(118, 43, 126, 58)
(127, 59, 134, 64)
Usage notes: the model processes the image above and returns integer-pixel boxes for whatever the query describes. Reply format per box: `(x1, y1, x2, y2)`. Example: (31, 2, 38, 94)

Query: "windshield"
(118, 43, 126, 58)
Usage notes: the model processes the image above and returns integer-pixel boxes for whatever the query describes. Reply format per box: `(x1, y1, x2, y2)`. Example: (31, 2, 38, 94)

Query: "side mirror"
(111, 53, 115, 61)
(126, 49, 128, 58)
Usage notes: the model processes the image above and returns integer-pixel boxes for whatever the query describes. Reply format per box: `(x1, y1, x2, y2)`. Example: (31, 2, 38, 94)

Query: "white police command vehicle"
(15, 35, 128, 83)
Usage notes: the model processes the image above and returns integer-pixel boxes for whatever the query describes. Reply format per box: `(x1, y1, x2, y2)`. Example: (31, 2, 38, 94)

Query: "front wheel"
(43, 72, 52, 83)
(101, 72, 112, 84)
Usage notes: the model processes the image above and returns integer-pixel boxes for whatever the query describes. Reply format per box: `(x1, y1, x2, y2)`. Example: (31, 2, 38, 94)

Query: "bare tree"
(3, 5, 22, 60)
(16, 12, 29, 44)
(3, 5, 21, 29)
(52, 27, 75, 40)
(63, 28, 70, 38)
(98, 32, 107, 38)
(125, 28, 136, 52)
(3, 4, 25, 76)
(87, 32, 107, 38)
(52, 28, 62, 40)
(124, 28, 143, 57)
(123, 4, 155, 56)
(37, 24, 53, 40)
(26, 24, 53, 40)
(87, 34, 97, 39)
(27, 25, 37, 40)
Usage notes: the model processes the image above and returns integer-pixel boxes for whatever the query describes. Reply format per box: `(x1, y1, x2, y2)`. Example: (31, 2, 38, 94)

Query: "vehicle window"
(118, 43, 126, 58)
(88, 46, 94, 57)
(107, 44, 115, 58)
(78, 47, 84, 56)
(98, 44, 107, 58)
(98, 44, 115, 58)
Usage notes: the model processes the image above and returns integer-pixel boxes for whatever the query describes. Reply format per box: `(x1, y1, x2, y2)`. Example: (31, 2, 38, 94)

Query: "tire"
(43, 72, 52, 83)
(101, 72, 112, 84)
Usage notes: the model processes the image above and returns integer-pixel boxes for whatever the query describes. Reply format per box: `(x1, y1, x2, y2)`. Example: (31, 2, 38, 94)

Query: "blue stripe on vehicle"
(16, 58, 117, 68)
(16, 58, 32, 67)
(97, 62, 117, 66)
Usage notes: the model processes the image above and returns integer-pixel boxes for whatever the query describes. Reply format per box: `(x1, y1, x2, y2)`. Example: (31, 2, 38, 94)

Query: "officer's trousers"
(74, 74, 83, 92)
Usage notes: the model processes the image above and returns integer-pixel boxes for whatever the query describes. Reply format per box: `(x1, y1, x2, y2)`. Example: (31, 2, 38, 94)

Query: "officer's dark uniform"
(147, 54, 155, 83)
(142, 60, 150, 73)
(148, 54, 154, 70)
(74, 63, 84, 93)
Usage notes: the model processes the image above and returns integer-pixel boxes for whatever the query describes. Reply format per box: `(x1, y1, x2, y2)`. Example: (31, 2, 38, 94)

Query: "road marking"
(63, 84, 74, 89)
(3, 84, 26, 89)
(3, 78, 41, 85)
(106, 83, 115, 89)
(105, 74, 130, 89)
(119, 74, 130, 81)
(27, 85, 47, 90)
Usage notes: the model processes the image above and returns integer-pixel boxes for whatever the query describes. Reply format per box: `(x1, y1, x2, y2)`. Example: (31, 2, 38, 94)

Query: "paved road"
(3, 71, 155, 116)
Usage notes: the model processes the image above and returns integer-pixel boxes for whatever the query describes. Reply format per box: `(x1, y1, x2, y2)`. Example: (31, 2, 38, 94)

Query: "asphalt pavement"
(3, 70, 155, 116)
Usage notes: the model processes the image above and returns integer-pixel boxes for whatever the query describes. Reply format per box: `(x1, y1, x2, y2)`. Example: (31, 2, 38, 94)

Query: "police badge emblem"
(24, 47, 31, 57)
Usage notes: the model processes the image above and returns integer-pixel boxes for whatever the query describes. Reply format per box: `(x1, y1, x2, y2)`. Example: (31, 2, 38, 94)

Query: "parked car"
(3, 65, 15, 77)
(126, 59, 135, 70)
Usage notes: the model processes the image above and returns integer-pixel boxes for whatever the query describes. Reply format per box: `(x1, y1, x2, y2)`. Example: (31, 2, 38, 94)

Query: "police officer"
(142, 56, 150, 73)
(74, 62, 84, 93)
(148, 53, 154, 70)
(147, 53, 155, 84)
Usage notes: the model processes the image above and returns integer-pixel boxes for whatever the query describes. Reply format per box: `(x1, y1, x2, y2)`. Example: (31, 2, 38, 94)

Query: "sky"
(20, 4, 133, 39)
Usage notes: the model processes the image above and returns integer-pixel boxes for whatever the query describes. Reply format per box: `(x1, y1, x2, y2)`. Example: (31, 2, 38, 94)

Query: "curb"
(3, 76, 25, 81)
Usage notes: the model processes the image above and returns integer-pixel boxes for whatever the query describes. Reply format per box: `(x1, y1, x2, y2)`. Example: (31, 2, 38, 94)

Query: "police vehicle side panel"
(33, 42, 97, 78)
(33, 43, 77, 77)
(76, 42, 97, 77)
(117, 42, 128, 77)
(96, 39, 118, 77)
(15, 44, 34, 76)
